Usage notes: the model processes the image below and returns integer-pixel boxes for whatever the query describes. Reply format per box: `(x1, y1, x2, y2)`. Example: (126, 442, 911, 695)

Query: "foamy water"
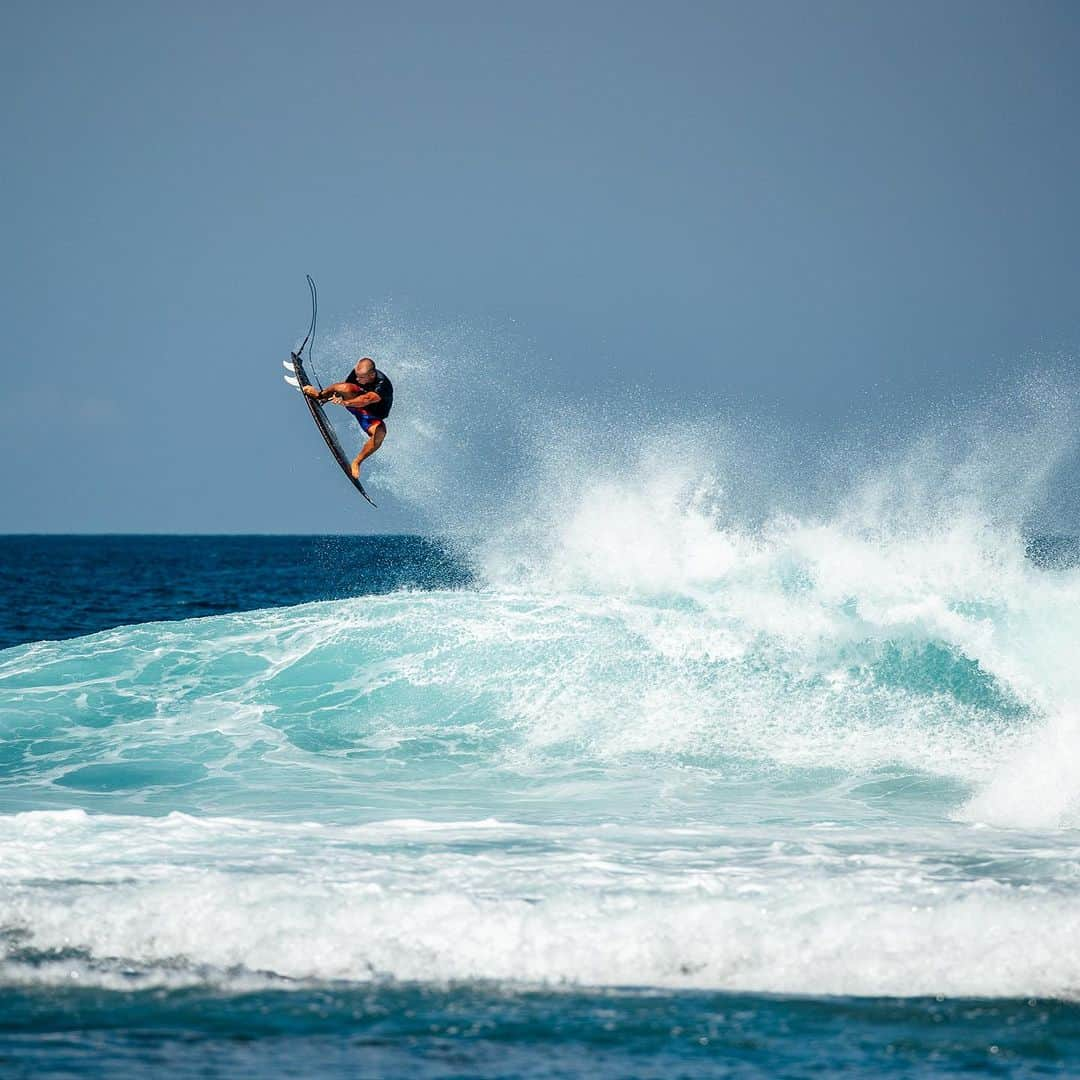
(4, 488, 1080, 999)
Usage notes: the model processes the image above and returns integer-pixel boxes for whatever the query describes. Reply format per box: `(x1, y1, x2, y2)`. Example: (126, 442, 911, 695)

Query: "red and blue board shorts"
(347, 409, 385, 435)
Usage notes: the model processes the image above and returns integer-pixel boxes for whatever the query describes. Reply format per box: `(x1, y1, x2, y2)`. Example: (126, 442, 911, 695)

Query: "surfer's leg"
(350, 422, 386, 480)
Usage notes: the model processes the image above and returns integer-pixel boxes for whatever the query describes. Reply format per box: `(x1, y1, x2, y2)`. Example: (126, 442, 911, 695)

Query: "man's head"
(353, 357, 377, 386)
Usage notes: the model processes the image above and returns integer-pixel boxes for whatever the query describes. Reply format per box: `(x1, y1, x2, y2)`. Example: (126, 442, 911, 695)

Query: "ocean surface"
(3, 530, 1080, 1078)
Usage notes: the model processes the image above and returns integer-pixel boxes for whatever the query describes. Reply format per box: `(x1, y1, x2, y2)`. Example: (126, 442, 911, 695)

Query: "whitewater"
(3, 324, 1080, 1073)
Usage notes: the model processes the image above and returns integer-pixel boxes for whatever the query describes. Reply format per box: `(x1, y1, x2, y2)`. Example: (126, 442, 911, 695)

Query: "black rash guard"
(344, 368, 393, 419)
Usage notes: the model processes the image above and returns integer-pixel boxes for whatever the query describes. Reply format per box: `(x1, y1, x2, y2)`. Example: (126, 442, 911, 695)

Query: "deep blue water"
(0, 535, 471, 650)
(4, 985, 1078, 1079)
(3, 533, 1080, 1078)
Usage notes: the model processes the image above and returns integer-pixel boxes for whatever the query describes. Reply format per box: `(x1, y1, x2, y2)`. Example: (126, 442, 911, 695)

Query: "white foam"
(2, 811, 1079, 998)
(961, 708, 1080, 828)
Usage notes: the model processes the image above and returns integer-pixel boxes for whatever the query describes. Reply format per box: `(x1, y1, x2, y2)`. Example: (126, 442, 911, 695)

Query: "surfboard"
(286, 352, 377, 508)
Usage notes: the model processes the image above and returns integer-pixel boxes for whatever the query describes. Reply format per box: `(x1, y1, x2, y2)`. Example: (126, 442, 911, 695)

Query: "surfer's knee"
(371, 423, 386, 447)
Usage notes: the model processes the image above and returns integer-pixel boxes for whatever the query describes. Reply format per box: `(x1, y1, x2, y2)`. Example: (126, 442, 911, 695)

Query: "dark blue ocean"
(3, 533, 1080, 1078)
(0, 535, 472, 652)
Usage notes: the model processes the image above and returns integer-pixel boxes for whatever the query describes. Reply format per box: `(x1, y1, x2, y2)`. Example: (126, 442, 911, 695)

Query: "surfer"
(303, 358, 393, 480)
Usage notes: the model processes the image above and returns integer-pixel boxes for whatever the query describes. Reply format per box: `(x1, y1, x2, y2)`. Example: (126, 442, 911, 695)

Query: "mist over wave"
(314, 310, 1080, 829)
(322, 305, 1080, 560)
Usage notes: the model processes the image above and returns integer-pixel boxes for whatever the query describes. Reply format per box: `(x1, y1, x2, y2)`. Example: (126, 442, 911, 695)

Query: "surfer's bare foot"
(350, 460, 362, 481)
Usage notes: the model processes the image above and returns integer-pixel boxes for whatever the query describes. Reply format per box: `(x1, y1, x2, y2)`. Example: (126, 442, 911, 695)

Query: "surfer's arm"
(303, 382, 360, 402)
(324, 389, 382, 409)
(336, 390, 381, 409)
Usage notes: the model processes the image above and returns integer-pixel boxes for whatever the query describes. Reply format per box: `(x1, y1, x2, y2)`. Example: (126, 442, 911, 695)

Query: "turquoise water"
(2, 518, 1080, 1076)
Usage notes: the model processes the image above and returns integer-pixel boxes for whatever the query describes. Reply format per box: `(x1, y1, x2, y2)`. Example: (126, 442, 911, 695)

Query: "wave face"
(4, 495, 1080, 999)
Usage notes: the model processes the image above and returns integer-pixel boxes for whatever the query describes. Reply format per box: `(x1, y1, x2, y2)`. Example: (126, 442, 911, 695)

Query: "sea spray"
(317, 309, 1080, 829)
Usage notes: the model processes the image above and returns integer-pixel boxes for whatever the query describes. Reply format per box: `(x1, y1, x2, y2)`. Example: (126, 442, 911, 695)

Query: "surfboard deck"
(287, 352, 377, 508)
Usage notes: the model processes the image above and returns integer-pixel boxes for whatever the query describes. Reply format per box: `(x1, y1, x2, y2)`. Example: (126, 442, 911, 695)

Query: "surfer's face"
(354, 361, 377, 386)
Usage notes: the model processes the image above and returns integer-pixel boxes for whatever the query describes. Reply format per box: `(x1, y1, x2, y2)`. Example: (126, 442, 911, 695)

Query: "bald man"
(303, 357, 394, 480)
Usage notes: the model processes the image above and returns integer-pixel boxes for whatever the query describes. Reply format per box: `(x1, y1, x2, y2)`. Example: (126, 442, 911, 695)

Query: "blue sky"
(2, 1, 1078, 533)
